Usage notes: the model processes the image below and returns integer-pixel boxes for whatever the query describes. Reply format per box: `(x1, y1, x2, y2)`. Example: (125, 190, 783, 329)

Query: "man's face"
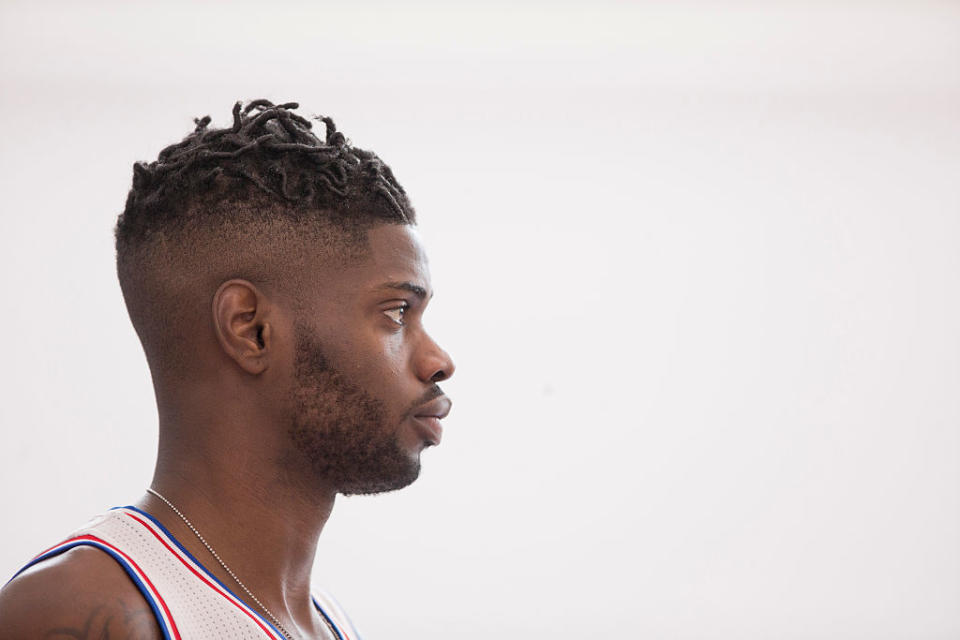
(285, 223, 455, 495)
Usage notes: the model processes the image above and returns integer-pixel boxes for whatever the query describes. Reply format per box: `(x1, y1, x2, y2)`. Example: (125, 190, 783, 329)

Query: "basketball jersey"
(8, 506, 362, 640)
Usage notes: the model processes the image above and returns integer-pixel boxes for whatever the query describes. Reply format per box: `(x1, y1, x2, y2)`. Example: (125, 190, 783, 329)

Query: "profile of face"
(285, 223, 455, 496)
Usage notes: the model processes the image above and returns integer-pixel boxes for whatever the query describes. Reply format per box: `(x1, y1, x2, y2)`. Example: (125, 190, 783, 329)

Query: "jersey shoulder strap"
(313, 589, 364, 640)
(9, 507, 357, 640)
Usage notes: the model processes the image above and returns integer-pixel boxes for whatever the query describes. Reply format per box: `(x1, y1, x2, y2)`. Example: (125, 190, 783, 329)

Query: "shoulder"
(0, 545, 163, 639)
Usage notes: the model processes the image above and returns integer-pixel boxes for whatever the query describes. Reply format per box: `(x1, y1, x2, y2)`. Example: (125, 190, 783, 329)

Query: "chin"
(337, 456, 422, 497)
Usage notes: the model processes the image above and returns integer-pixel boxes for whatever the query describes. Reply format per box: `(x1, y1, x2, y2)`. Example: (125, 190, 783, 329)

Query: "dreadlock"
(116, 99, 414, 247)
(114, 99, 417, 380)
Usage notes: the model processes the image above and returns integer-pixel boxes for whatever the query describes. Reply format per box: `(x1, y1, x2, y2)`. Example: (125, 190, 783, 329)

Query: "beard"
(286, 325, 420, 496)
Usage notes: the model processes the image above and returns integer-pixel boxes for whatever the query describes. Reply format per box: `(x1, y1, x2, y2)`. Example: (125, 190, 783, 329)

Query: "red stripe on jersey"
(124, 512, 283, 639)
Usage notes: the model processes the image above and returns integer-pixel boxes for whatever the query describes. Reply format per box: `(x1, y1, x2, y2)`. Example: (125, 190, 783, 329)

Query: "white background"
(1, 1, 958, 638)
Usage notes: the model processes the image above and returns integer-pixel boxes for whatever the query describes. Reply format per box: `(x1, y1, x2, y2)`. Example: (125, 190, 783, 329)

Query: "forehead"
(362, 223, 430, 282)
(310, 223, 432, 303)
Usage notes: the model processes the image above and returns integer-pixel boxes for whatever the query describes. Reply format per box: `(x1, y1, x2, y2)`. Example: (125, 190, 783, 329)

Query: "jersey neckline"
(113, 505, 344, 640)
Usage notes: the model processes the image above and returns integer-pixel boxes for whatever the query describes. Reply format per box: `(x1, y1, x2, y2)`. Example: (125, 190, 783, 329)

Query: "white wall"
(1, 1, 957, 637)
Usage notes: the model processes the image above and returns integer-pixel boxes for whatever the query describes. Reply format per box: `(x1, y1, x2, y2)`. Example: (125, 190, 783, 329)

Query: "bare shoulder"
(0, 545, 163, 639)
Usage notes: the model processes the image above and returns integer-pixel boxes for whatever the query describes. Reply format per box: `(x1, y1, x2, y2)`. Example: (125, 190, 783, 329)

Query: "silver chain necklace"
(146, 487, 336, 640)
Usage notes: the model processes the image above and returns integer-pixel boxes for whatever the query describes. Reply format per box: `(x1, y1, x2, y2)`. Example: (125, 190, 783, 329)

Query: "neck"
(136, 417, 336, 635)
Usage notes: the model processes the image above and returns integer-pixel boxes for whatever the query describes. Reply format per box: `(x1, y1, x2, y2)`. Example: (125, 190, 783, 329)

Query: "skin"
(0, 223, 455, 639)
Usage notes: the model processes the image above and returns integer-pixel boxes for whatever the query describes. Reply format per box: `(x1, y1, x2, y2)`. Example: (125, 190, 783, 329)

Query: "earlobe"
(212, 279, 271, 375)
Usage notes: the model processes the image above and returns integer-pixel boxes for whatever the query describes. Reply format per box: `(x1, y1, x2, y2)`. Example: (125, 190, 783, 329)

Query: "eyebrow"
(376, 280, 432, 301)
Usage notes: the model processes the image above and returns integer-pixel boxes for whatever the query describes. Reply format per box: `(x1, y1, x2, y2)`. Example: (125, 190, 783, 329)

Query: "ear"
(211, 279, 273, 375)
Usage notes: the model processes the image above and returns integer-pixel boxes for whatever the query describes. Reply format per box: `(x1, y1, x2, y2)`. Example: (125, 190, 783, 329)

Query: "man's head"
(115, 100, 454, 496)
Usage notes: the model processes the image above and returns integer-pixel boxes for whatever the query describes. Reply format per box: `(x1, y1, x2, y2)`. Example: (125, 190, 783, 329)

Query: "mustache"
(406, 384, 446, 417)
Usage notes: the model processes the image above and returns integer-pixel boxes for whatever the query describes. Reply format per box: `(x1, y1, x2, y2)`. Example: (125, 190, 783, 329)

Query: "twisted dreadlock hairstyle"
(115, 99, 417, 378)
(116, 99, 414, 247)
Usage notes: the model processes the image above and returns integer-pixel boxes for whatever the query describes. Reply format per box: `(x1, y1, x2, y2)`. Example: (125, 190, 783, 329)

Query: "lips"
(412, 396, 452, 445)
(414, 396, 452, 421)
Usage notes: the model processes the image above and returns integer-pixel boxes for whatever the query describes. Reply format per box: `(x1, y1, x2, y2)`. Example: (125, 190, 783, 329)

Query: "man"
(0, 99, 455, 639)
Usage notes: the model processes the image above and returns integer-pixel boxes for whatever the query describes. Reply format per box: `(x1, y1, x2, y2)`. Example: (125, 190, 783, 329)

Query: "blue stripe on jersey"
(118, 505, 289, 640)
(7, 539, 175, 640)
(312, 596, 347, 640)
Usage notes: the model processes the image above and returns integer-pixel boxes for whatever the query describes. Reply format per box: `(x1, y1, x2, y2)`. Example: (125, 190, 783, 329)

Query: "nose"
(417, 332, 456, 384)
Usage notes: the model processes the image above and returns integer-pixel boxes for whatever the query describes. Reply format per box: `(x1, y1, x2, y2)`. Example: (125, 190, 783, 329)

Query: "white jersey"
(9, 506, 362, 640)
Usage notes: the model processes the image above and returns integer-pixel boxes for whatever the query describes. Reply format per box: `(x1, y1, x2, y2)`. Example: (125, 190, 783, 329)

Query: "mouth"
(411, 395, 452, 446)
(411, 415, 443, 446)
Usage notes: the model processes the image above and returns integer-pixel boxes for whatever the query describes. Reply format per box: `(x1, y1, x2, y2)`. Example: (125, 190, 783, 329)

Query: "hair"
(116, 98, 414, 250)
(114, 99, 416, 379)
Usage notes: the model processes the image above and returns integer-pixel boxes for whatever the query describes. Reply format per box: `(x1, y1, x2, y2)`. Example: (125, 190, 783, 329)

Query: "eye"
(383, 303, 410, 326)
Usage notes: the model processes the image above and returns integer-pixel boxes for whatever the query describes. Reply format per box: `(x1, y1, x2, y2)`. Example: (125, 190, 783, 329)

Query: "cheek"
(366, 328, 408, 375)
(349, 333, 407, 396)
(382, 339, 407, 379)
